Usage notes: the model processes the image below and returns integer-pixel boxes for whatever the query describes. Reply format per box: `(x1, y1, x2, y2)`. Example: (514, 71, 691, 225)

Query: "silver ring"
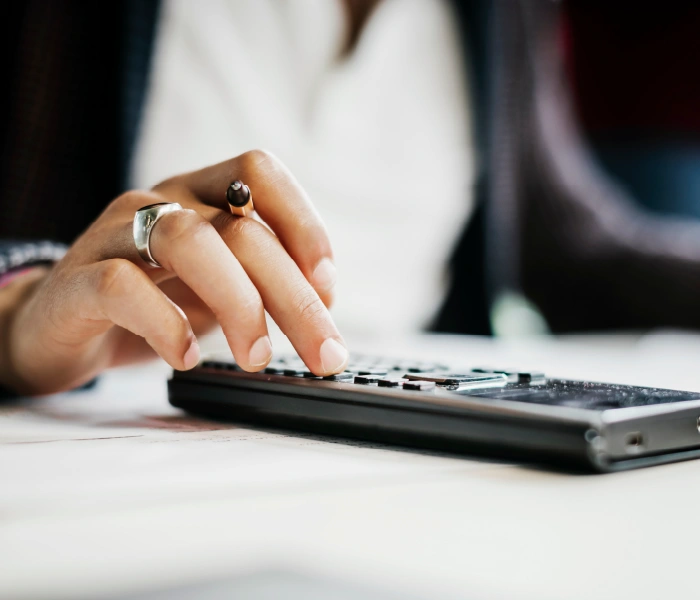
(133, 202, 183, 268)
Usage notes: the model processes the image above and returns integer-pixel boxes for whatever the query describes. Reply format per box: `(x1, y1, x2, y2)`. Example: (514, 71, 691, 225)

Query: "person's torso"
(131, 0, 475, 337)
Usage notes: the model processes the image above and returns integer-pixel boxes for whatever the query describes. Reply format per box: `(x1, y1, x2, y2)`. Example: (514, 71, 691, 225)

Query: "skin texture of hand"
(0, 151, 347, 395)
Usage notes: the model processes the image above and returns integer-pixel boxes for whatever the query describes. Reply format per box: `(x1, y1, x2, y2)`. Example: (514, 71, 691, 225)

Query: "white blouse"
(131, 0, 475, 338)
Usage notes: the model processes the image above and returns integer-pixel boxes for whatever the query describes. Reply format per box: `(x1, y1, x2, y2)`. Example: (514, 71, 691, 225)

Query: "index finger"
(158, 150, 337, 306)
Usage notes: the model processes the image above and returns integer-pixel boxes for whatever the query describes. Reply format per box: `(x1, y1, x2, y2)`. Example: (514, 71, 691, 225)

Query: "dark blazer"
(3, 0, 700, 334)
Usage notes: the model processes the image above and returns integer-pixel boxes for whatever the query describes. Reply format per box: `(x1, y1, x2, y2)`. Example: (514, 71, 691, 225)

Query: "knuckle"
(220, 215, 268, 245)
(238, 148, 275, 169)
(111, 190, 158, 212)
(228, 215, 261, 238)
(222, 293, 264, 332)
(291, 284, 326, 326)
(151, 179, 185, 196)
(95, 259, 139, 299)
(236, 148, 281, 181)
(235, 287, 265, 317)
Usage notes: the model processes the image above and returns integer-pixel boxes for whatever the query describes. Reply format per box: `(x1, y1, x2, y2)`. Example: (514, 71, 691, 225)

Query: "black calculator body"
(168, 354, 700, 472)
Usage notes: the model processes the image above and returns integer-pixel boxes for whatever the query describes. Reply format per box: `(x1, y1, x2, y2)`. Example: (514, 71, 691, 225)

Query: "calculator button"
(202, 360, 237, 371)
(354, 374, 382, 384)
(400, 362, 445, 373)
(283, 368, 308, 377)
(404, 372, 507, 389)
(302, 372, 322, 379)
(403, 381, 436, 391)
(472, 368, 546, 384)
(377, 378, 409, 387)
(404, 373, 498, 384)
(264, 363, 286, 374)
(471, 367, 519, 383)
(518, 371, 546, 384)
(356, 367, 389, 376)
(323, 372, 356, 382)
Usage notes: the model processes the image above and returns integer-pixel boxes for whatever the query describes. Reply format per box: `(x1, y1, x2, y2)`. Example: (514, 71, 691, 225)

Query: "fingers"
(18, 259, 199, 393)
(159, 150, 337, 305)
(84, 259, 200, 371)
(147, 208, 272, 372)
(211, 213, 348, 376)
(93, 151, 345, 375)
(109, 192, 343, 374)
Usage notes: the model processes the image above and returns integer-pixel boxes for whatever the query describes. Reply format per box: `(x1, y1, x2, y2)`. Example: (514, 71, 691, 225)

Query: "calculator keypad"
(202, 355, 521, 392)
(196, 354, 700, 410)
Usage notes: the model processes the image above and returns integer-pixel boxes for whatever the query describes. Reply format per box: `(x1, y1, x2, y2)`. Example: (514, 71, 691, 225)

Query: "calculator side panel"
(168, 377, 597, 470)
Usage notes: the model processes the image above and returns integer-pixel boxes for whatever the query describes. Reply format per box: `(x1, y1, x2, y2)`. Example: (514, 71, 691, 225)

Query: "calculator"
(168, 353, 700, 472)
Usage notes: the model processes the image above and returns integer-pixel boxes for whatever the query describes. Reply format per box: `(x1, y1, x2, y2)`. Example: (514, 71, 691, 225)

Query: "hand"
(0, 151, 347, 395)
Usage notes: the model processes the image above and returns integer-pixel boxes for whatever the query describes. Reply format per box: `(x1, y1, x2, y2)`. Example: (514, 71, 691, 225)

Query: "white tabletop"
(3, 332, 700, 600)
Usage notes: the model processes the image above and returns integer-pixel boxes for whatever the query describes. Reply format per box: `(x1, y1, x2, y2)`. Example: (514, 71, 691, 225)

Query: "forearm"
(0, 267, 50, 393)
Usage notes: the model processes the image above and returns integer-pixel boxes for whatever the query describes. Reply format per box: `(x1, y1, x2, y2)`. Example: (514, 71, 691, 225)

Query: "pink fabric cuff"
(0, 268, 38, 289)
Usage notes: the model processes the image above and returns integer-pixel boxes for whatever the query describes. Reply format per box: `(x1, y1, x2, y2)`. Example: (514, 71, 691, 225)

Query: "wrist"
(0, 267, 50, 394)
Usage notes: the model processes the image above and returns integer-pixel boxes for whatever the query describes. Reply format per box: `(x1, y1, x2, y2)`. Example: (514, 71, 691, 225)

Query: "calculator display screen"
(464, 380, 700, 410)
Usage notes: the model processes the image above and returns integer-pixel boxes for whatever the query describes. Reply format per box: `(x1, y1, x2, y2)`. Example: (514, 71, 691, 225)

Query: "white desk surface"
(3, 331, 700, 600)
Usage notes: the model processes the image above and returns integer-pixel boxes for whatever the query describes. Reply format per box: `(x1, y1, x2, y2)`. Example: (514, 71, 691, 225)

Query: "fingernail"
(183, 340, 200, 370)
(249, 335, 273, 368)
(311, 258, 337, 292)
(320, 338, 348, 374)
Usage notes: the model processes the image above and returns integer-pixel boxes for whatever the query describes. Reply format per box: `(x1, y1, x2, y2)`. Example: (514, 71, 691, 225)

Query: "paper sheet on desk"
(0, 360, 501, 520)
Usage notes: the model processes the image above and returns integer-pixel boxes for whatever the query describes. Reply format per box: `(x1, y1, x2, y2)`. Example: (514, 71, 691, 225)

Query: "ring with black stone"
(227, 180, 254, 217)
